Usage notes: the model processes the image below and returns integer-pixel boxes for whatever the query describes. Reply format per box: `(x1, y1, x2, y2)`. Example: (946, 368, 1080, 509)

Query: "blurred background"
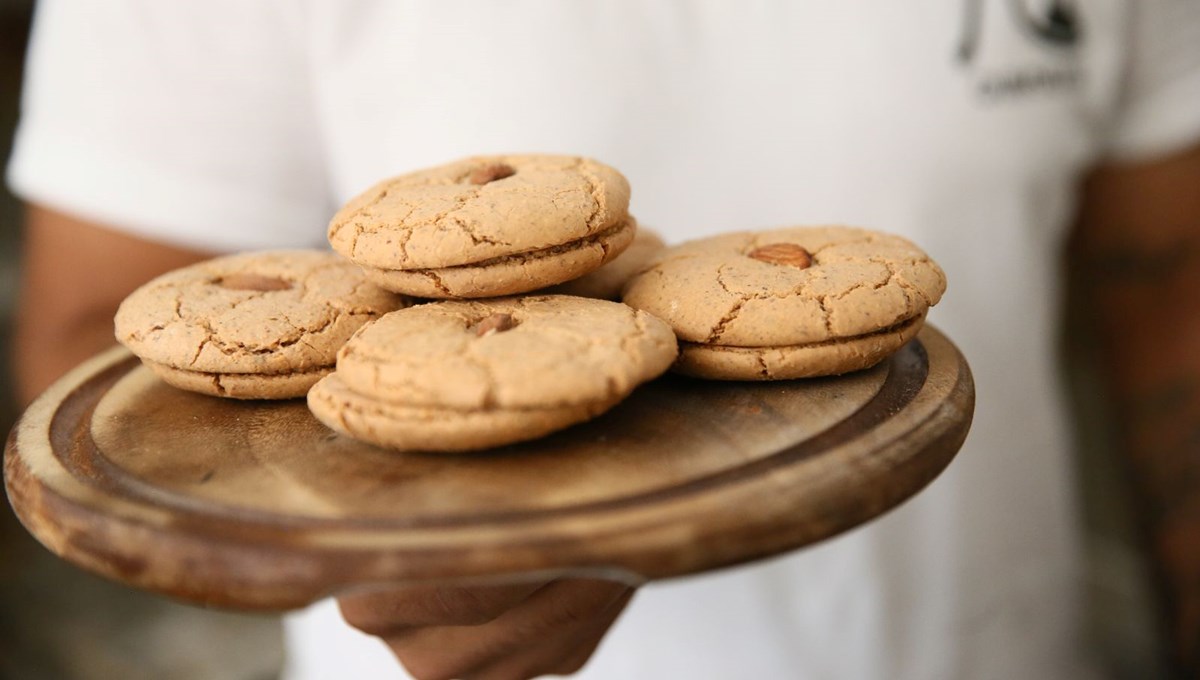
(0, 3, 282, 679)
(0, 3, 1170, 679)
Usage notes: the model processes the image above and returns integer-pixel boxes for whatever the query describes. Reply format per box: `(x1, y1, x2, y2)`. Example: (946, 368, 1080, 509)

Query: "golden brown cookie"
(542, 228, 666, 300)
(114, 250, 406, 399)
(307, 295, 678, 451)
(328, 154, 634, 298)
(622, 226, 946, 379)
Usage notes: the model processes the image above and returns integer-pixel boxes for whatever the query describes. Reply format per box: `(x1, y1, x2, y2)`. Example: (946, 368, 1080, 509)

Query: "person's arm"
(13, 204, 209, 405)
(1071, 142, 1200, 674)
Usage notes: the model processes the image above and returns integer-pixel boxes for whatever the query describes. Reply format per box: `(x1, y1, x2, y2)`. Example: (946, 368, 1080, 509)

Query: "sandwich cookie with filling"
(114, 250, 406, 399)
(308, 295, 678, 451)
(328, 154, 636, 298)
(622, 226, 946, 379)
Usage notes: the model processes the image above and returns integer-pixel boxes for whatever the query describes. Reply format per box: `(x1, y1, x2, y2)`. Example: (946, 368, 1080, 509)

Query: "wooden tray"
(5, 326, 973, 611)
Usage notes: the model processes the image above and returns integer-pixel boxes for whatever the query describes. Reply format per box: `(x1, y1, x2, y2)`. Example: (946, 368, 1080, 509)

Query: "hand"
(338, 578, 634, 680)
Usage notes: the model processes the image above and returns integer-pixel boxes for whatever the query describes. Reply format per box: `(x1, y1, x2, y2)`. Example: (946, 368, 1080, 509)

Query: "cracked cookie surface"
(328, 154, 630, 270)
(308, 295, 678, 451)
(622, 226, 945, 379)
(115, 250, 406, 399)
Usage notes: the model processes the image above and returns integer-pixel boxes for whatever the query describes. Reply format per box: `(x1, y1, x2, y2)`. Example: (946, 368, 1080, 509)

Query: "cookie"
(327, 154, 633, 298)
(543, 227, 666, 300)
(622, 226, 946, 380)
(114, 250, 406, 399)
(307, 295, 678, 451)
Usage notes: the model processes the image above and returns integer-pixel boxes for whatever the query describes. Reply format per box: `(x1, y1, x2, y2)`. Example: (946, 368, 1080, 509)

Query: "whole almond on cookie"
(748, 243, 813, 269)
(468, 163, 517, 185)
(473, 313, 517, 337)
(216, 273, 294, 292)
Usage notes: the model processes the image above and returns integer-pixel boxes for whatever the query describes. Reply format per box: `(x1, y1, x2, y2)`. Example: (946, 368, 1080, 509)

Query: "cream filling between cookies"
(147, 360, 331, 390)
(682, 315, 925, 353)
(378, 220, 632, 276)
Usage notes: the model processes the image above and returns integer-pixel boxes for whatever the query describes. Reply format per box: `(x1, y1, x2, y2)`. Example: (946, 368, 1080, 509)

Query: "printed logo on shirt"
(956, 0, 1082, 99)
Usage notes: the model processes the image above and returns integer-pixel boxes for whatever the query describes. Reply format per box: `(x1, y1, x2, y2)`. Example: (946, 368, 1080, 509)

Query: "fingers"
(338, 581, 546, 635)
(473, 588, 635, 680)
(383, 579, 633, 680)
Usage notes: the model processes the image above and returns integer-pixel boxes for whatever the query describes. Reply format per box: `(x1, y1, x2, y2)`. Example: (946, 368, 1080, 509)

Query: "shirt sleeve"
(6, 0, 331, 252)
(1102, 0, 1200, 162)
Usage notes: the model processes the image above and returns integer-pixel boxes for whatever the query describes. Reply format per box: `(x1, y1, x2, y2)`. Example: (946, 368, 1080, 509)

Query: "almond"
(473, 313, 517, 337)
(215, 274, 293, 292)
(748, 243, 813, 269)
(469, 163, 517, 185)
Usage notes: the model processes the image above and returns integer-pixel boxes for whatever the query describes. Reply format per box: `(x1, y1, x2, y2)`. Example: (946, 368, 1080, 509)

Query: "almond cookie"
(115, 250, 406, 399)
(307, 295, 678, 451)
(328, 154, 634, 298)
(622, 226, 946, 380)
(542, 227, 666, 300)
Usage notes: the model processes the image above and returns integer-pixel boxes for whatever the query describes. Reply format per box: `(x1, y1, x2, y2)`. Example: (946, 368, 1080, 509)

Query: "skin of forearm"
(1080, 241, 1200, 672)
(1080, 244, 1200, 676)
(13, 294, 125, 406)
(13, 204, 209, 406)
(1072, 147, 1200, 674)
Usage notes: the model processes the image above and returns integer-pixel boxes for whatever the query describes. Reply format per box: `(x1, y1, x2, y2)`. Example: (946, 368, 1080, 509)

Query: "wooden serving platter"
(5, 326, 973, 611)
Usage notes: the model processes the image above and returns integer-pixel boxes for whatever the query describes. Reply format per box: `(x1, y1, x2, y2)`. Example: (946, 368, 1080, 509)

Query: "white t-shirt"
(10, 2, 1200, 679)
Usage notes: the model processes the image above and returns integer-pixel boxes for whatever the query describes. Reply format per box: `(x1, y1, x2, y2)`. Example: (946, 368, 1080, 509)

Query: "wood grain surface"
(4, 326, 973, 611)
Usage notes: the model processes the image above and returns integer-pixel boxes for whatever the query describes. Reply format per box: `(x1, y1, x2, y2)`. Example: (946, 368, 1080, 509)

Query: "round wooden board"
(5, 326, 973, 611)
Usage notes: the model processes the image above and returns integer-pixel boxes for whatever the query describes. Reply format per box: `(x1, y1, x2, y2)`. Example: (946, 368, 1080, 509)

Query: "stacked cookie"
(309, 154, 680, 451)
(327, 155, 637, 298)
